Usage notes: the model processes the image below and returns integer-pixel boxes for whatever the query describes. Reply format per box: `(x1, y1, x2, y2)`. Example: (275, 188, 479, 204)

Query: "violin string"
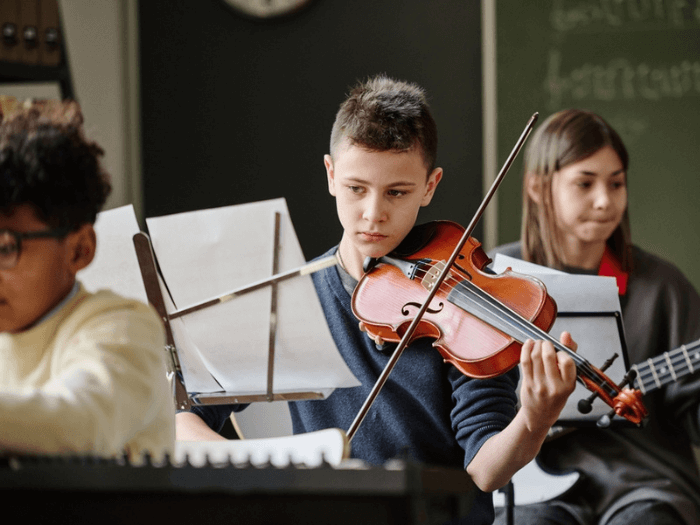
(409, 265, 549, 342)
(409, 264, 561, 347)
(410, 266, 573, 358)
(411, 263, 572, 350)
(407, 261, 611, 391)
(451, 279, 580, 358)
(451, 277, 615, 390)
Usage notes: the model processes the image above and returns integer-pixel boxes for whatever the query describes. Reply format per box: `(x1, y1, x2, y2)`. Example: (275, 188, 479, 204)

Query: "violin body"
(352, 221, 558, 379)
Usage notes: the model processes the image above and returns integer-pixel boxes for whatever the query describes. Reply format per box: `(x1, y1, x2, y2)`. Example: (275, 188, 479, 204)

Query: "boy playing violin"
(177, 75, 577, 524)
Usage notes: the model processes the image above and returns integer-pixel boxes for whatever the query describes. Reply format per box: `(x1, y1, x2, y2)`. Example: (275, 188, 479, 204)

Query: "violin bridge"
(422, 260, 447, 291)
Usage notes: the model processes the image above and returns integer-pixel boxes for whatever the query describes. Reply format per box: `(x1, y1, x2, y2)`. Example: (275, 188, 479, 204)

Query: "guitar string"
(634, 342, 700, 381)
(633, 343, 700, 392)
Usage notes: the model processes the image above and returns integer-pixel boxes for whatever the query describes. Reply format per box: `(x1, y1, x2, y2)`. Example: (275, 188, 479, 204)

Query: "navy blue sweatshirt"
(192, 247, 520, 524)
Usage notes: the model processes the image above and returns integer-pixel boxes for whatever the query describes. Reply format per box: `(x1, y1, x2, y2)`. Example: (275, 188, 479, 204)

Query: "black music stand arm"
(133, 232, 191, 411)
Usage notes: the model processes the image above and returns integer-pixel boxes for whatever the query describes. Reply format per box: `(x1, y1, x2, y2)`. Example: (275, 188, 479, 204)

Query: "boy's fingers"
(559, 331, 577, 353)
(520, 339, 534, 378)
(557, 351, 578, 385)
(540, 340, 560, 377)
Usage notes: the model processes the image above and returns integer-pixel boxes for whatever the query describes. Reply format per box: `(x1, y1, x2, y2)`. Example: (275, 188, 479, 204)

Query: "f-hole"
(402, 301, 444, 316)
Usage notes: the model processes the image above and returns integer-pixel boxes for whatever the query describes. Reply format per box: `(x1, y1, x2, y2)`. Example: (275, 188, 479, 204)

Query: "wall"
(58, 0, 140, 215)
(138, 0, 483, 439)
(139, 0, 484, 260)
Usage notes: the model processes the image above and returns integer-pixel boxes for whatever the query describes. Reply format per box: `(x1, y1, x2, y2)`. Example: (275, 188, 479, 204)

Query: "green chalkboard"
(496, 1, 700, 291)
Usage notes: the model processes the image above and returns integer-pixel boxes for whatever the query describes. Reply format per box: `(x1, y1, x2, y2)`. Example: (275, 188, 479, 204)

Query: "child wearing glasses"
(0, 101, 174, 460)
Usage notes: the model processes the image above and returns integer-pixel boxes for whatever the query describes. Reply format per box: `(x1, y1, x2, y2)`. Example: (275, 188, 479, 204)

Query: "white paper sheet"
(78, 204, 148, 304)
(490, 254, 629, 424)
(491, 254, 620, 312)
(146, 198, 360, 397)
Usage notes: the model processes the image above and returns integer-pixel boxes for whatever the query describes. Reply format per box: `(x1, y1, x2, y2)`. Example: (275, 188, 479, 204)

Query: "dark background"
(495, 1, 700, 290)
(139, 0, 484, 260)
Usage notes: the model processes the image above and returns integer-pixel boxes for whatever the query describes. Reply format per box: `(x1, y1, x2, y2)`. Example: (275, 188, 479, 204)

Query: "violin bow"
(347, 113, 539, 441)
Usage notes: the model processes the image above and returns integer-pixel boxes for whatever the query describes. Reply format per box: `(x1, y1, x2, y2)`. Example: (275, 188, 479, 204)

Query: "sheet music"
(491, 255, 620, 312)
(78, 204, 148, 304)
(146, 198, 360, 397)
(490, 254, 629, 424)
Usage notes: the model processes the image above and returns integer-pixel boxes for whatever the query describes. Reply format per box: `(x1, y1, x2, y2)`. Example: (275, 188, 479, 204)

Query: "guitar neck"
(631, 339, 700, 395)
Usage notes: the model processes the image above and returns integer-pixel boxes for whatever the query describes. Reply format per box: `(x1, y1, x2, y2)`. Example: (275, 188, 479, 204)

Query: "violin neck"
(393, 256, 609, 391)
(449, 278, 581, 361)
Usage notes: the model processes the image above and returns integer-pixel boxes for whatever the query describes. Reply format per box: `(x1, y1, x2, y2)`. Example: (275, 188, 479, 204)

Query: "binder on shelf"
(0, 0, 71, 98)
(0, 0, 21, 63)
(39, 0, 61, 67)
(18, 0, 39, 65)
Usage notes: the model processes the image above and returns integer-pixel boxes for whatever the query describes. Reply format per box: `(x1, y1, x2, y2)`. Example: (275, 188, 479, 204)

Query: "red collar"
(598, 246, 628, 296)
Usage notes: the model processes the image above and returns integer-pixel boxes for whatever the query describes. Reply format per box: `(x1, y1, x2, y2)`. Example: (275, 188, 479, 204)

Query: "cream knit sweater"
(0, 284, 174, 461)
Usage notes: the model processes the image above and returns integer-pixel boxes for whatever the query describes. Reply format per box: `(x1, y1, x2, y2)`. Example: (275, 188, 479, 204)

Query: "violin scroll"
(612, 387, 647, 424)
(579, 366, 648, 427)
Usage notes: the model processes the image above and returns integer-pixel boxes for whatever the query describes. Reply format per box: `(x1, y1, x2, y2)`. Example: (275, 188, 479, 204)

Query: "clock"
(221, 0, 315, 19)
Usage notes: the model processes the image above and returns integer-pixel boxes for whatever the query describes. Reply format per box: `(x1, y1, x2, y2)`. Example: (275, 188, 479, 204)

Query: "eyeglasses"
(0, 228, 71, 270)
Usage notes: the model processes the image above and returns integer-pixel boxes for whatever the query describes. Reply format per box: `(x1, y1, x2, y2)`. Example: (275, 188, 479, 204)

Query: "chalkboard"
(496, 1, 700, 290)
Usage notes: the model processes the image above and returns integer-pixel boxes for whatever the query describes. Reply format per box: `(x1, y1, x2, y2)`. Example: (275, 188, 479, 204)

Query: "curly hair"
(329, 75, 438, 173)
(0, 100, 111, 229)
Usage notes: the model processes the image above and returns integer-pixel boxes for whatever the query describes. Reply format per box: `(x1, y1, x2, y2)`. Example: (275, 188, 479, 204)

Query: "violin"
(352, 220, 648, 426)
(345, 113, 647, 442)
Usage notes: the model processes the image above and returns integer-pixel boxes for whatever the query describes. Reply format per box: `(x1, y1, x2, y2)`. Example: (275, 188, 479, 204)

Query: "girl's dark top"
(490, 242, 700, 524)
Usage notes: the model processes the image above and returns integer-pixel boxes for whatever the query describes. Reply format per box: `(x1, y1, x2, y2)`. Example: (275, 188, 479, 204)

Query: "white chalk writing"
(545, 48, 700, 107)
(550, 0, 700, 32)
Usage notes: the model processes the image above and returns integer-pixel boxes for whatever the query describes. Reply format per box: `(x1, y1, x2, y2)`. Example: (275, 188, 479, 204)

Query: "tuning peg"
(620, 368, 637, 387)
(597, 411, 614, 428)
(577, 353, 619, 414)
(578, 396, 594, 414)
(595, 368, 640, 428)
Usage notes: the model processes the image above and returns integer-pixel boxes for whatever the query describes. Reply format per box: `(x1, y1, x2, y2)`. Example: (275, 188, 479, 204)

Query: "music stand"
(133, 201, 358, 412)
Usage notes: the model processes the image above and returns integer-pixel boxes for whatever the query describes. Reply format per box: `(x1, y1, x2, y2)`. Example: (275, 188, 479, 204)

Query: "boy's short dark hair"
(0, 100, 111, 229)
(329, 75, 438, 172)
